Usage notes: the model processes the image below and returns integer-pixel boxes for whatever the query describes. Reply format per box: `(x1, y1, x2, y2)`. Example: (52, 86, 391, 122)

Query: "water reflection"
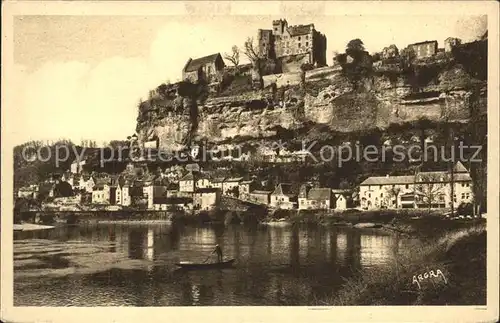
(14, 223, 414, 306)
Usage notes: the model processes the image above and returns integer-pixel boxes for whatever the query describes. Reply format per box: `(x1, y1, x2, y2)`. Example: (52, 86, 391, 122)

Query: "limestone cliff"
(135, 40, 486, 151)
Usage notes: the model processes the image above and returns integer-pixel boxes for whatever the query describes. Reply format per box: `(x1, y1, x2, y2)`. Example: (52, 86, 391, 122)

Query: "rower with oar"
(204, 244, 223, 263)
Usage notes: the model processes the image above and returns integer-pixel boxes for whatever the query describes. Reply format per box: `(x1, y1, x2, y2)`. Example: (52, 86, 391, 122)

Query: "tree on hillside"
(53, 181, 73, 197)
(243, 37, 264, 89)
(224, 45, 240, 70)
(336, 39, 373, 90)
(346, 39, 365, 55)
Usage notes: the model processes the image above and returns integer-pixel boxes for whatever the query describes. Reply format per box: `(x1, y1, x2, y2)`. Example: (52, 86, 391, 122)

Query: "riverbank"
(320, 223, 486, 305)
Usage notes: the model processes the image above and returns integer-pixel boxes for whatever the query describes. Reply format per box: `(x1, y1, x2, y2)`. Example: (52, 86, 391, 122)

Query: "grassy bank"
(322, 224, 486, 305)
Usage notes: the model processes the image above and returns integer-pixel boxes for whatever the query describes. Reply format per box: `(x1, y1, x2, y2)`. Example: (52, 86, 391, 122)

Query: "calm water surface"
(14, 223, 416, 306)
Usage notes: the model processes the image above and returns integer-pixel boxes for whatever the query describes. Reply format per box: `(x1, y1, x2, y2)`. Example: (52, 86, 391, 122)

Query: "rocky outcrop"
(136, 52, 486, 150)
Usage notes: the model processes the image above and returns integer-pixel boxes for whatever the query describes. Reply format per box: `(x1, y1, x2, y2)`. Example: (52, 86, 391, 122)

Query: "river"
(14, 222, 418, 306)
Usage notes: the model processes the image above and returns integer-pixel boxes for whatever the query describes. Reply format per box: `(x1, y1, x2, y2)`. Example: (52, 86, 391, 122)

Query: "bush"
(457, 202, 473, 216)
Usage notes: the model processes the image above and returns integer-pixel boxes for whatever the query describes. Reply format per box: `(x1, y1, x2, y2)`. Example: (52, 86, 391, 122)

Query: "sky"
(9, 14, 487, 146)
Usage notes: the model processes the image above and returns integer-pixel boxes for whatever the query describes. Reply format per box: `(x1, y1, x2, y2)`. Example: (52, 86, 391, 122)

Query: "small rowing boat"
(175, 258, 236, 270)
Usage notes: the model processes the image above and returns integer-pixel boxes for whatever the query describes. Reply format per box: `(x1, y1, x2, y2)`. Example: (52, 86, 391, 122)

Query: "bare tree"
(384, 186, 402, 208)
(415, 173, 448, 210)
(243, 37, 264, 88)
(224, 45, 240, 69)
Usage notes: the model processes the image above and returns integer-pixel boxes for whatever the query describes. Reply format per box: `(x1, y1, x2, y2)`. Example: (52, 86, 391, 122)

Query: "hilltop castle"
(257, 19, 327, 70)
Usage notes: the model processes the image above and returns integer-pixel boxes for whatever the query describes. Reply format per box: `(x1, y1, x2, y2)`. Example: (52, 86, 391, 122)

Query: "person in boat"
(212, 244, 223, 263)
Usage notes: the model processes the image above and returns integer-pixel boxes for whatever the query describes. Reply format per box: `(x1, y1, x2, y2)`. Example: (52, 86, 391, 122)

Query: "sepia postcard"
(1, 1, 499, 322)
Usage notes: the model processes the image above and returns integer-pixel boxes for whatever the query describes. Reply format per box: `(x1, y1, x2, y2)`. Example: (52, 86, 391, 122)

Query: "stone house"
(407, 40, 438, 59)
(116, 181, 132, 206)
(211, 177, 226, 190)
(248, 190, 272, 205)
(182, 53, 226, 83)
(91, 178, 111, 204)
(257, 19, 327, 69)
(239, 180, 257, 200)
(270, 183, 298, 209)
(145, 183, 169, 209)
(223, 177, 244, 196)
(331, 189, 353, 210)
(196, 173, 212, 189)
(193, 188, 221, 211)
(179, 172, 196, 192)
(298, 185, 332, 210)
(153, 196, 193, 211)
(70, 159, 86, 174)
(359, 162, 473, 210)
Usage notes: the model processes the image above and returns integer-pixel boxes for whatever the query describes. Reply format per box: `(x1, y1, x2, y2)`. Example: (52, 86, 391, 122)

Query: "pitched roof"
(211, 177, 226, 183)
(180, 172, 195, 181)
(453, 161, 468, 173)
(360, 176, 415, 186)
(416, 171, 472, 183)
(225, 177, 244, 183)
(409, 40, 438, 46)
(184, 53, 222, 72)
(272, 183, 298, 197)
(287, 24, 314, 37)
(331, 189, 352, 194)
(166, 182, 180, 190)
(307, 188, 331, 201)
(250, 190, 272, 195)
(185, 163, 201, 172)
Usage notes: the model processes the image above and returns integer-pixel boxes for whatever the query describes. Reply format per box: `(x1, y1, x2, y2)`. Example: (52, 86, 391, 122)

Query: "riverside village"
(12, 15, 489, 307)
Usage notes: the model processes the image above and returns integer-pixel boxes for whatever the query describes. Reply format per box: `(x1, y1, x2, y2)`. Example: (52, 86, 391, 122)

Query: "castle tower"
(272, 19, 288, 36)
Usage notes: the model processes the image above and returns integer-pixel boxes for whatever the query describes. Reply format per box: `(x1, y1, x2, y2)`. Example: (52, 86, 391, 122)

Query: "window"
(298, 36, 301, 41)
(379, 185, 382, 189)
(461, 193, 465, 199)
(368, 193, 371, 198)
(306, 42, 309, 46)
(380, 193, 383, 198)
(405, 184, 409, 189)
(298, 43, 301, 47)
(306, 35, 309, 40)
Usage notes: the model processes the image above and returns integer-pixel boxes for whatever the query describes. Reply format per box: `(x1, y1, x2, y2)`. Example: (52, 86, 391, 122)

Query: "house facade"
(182, 53, 226, 83)
(407, 40, 438, 59)
(270, 183, 298, 209)
(179, 172, 196, 192)
(239, 180, 257, 200)
(298, 187, 332, 210)
(223, 177, 243, 196)
(331, 189, 352, 210)
(248, 190, 272, 205)
(193, 188, 221, 211)
(359, 162, 473, 210)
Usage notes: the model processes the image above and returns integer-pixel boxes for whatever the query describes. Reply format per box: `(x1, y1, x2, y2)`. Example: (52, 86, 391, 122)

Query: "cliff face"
(136, 44, 487, 151)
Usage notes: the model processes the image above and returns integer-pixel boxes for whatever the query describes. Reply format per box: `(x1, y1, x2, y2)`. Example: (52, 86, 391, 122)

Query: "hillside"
(135, 39, 487, 151)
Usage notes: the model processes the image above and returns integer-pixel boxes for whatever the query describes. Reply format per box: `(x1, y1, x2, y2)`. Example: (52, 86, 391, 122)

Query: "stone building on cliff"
(182, 53, 226, 83)
(257, 19, 327, 71)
